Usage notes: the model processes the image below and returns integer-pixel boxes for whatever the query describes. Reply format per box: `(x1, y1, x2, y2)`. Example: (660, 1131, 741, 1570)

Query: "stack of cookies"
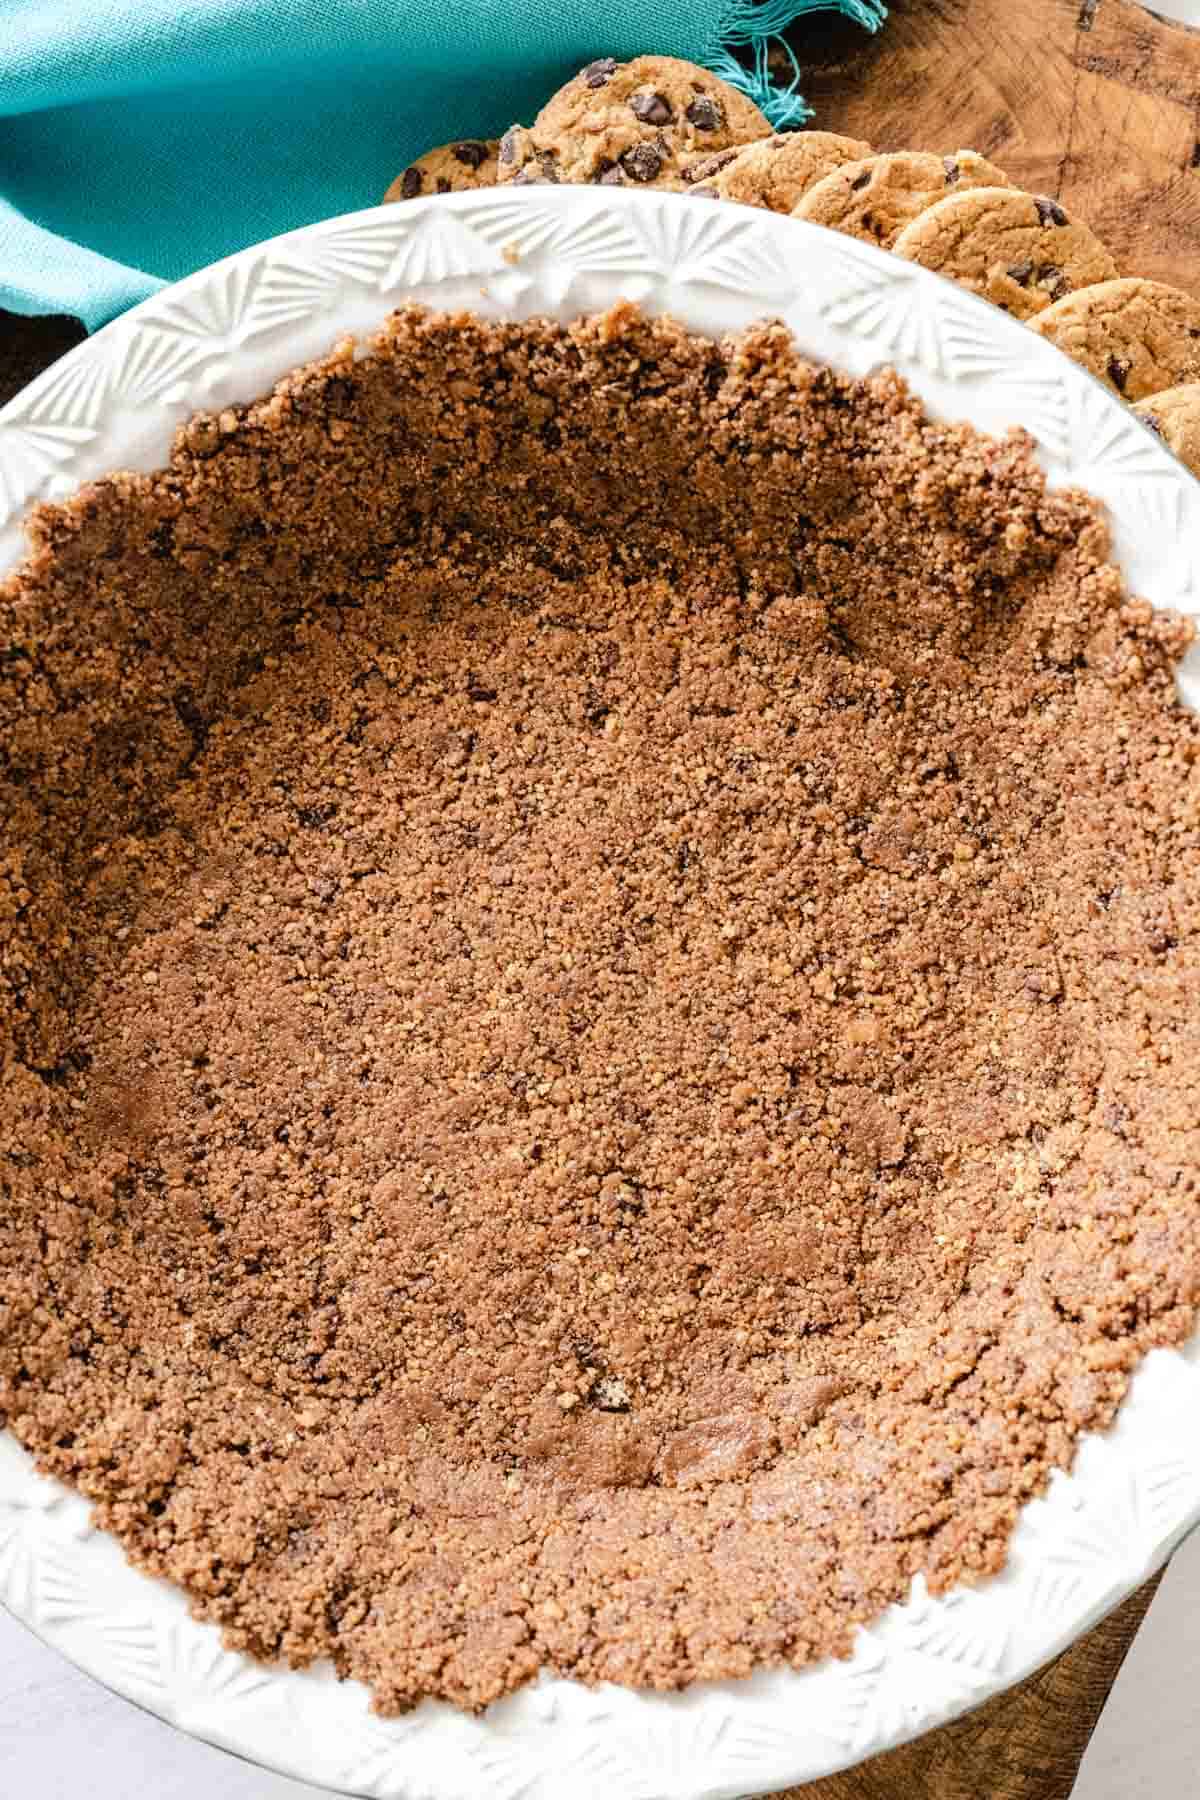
(384, 54, 1200, 479)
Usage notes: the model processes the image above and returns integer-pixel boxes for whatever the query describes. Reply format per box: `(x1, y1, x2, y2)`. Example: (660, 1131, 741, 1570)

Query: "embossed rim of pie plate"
(2, 186, 1200, 1799)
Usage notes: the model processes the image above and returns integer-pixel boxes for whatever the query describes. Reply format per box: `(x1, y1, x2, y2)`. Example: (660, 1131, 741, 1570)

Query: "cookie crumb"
(3, 305, 1199, 1716)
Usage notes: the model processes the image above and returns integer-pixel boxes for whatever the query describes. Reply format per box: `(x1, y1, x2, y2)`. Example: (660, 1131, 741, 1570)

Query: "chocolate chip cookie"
(497, 55, 771, 188)
(384, 140, 500, 203)
(1132, 384, 1200, 476)
(892, 188, 1118, 320)
(1030, 278, 1200, 400)
(792, 149, 1012, 249)
(689, 130, 872, 212)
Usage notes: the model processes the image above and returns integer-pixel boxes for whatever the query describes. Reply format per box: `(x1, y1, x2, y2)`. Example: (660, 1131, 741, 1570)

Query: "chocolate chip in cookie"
(1034, 195, 1069, 228)
(512, 155, 561, 186)
(1037, 262, 1069, 301)
(685, 94, 724, 132)
(582, 57, 618, 88)
(630, 91, 674, 126)
(621, 143, 663, 183)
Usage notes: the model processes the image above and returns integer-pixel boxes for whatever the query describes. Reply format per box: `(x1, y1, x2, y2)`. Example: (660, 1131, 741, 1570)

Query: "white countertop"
(4, 0, 1200, 1792)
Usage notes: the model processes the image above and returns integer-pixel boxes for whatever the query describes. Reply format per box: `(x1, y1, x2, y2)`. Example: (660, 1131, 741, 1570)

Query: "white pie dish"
(1, 184, 1199, 1799)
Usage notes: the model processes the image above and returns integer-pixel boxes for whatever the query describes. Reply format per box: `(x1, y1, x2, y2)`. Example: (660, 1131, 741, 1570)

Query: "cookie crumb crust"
(3, 306, 1199, 1713)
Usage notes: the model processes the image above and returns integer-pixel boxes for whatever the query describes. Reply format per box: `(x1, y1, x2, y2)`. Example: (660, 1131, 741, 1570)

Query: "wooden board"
(785, 0, 1200, 294)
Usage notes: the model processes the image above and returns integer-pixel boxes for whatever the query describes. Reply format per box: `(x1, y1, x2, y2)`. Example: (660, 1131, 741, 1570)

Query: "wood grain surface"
(786, 0, 1200, 294)
(0, 3, 1193, 1795)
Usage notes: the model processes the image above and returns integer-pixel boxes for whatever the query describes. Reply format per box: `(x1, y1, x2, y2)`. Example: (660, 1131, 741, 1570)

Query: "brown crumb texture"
(2, 306, 1200, 1714)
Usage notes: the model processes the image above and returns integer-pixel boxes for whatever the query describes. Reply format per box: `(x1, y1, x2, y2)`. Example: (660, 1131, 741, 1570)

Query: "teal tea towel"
(0, 0, 884, 332)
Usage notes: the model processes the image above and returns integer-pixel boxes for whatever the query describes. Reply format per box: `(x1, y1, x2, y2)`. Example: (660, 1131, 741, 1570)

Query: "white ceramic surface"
(1, 185, 1199, 1800)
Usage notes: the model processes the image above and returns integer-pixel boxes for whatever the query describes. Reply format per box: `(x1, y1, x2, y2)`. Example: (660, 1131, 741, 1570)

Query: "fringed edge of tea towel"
(703, 0, 886, 128)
